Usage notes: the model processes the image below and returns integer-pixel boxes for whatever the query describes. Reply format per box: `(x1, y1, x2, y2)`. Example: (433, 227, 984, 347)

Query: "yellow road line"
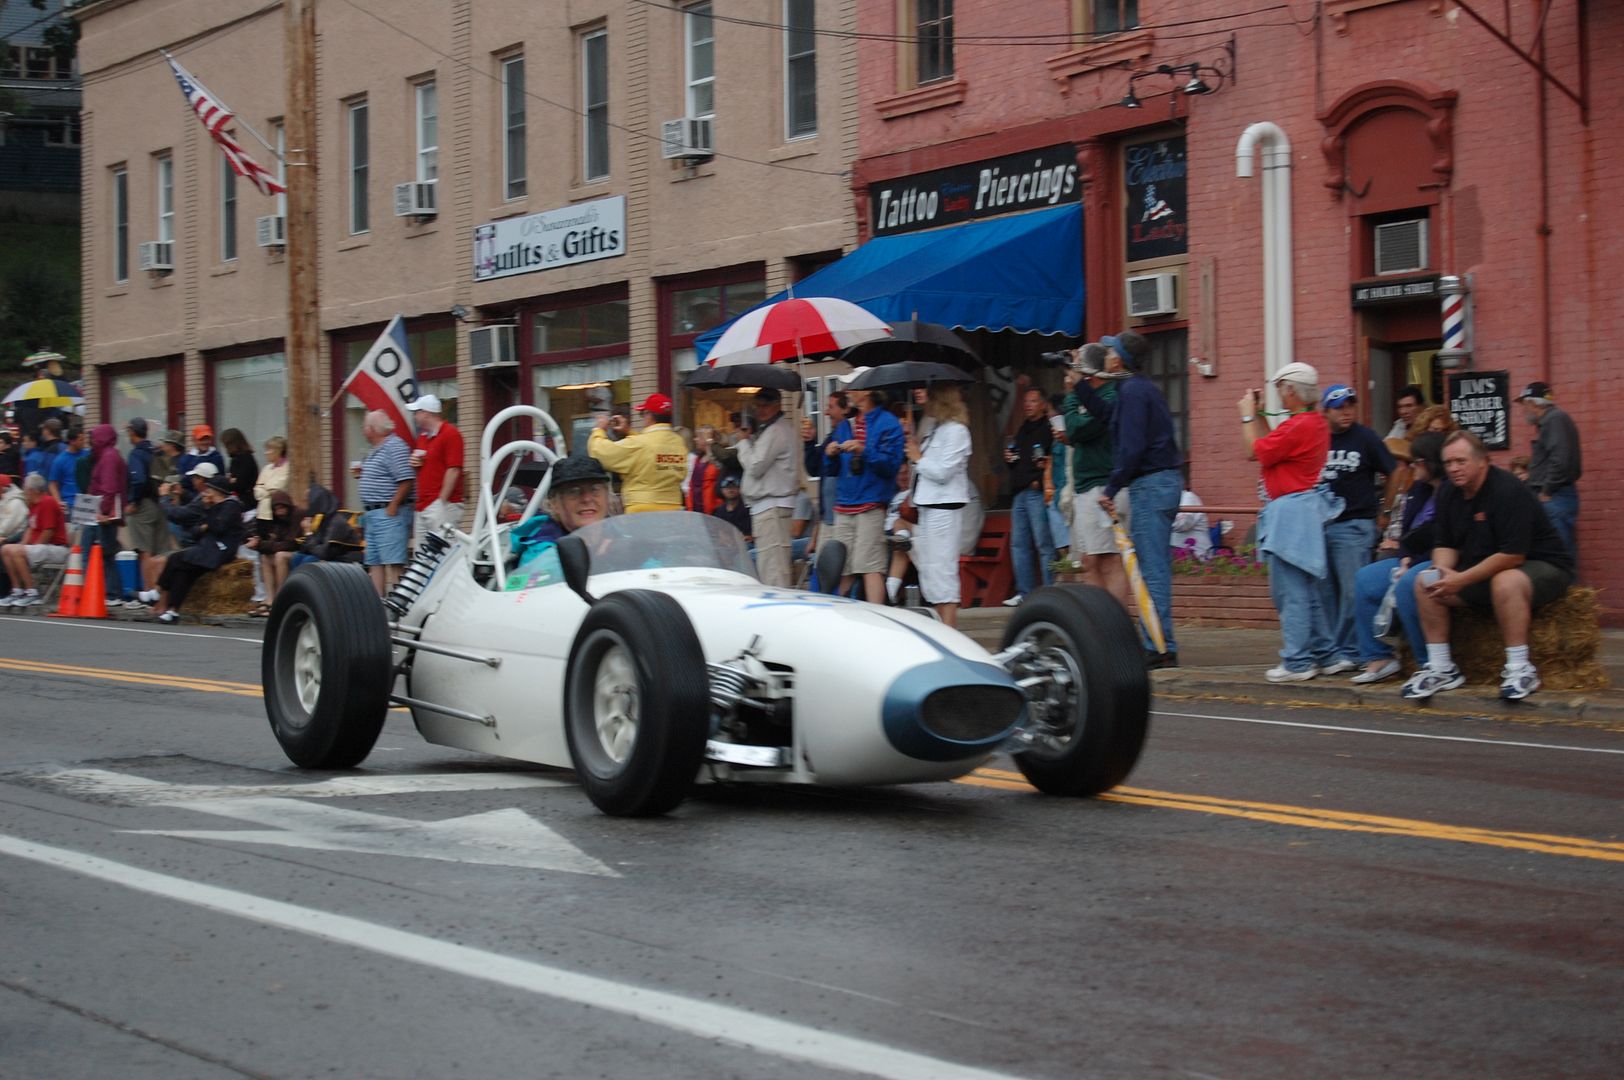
(962, 768, 1624, 864)
(0, 658, 263, 697)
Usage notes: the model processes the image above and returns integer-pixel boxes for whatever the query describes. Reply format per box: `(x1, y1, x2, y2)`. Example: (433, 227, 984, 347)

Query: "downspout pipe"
(1237, 122, 1294, 412)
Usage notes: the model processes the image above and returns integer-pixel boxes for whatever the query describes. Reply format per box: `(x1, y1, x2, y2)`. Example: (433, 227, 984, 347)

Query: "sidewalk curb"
(1151, 669, 1624, 732)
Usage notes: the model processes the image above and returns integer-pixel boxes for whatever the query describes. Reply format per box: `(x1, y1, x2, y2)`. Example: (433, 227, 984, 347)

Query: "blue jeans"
(1129, 469, 1182, 654)
(1268, 552, 1333, 671)
(819, 475, 837, 525)
(1009, 486, 1055, 596)
(1354, 557, 1431, 663)
(1319, 517, 1378, 664)
(1543, 487, 1578, 561)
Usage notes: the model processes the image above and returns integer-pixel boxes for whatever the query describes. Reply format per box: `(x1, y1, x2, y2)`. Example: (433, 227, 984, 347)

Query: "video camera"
(1039, 350, 1076, 370)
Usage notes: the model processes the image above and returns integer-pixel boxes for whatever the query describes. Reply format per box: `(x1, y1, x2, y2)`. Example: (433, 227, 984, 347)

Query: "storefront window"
(532, 357, 631, 452)
(660, 268, 766, 429)
(532, 298, 629, 353)
(212, 349, 288, 444)
(105, 365, 172, 433)
(1141, 329, 1189, 453)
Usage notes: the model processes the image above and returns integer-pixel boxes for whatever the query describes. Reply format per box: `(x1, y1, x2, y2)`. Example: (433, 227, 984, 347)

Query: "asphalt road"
(2, 614, 1621, 1079)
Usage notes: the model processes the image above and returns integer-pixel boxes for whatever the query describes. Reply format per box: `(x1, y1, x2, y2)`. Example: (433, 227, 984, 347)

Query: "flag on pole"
(165, 54, 287, 197)
(331, 316, 419, 444)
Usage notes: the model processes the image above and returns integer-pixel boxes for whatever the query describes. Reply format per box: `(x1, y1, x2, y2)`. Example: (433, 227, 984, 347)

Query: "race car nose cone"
(882, 659, 1025, 762)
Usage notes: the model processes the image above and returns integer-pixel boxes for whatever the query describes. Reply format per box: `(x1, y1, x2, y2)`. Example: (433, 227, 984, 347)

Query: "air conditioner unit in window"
(394, 180, 437, 218)
(1374, 219, 1428, 276)
(469, 324, 519, 369)
(137, 240, 174, 273)
(660, 116, 714, 161)
(255, 214, 286, 249)
(1126, 272, 1178, 318)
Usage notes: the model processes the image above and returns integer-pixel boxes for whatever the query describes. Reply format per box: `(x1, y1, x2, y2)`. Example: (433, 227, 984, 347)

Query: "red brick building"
(850, 1, 1616, 612)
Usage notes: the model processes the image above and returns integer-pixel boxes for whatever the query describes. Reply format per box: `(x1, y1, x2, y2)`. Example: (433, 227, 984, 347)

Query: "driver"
(505, 455, 613, 589)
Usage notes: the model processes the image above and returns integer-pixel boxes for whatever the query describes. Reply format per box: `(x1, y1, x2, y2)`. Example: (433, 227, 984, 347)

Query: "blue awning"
(695, 202, 1083, 362)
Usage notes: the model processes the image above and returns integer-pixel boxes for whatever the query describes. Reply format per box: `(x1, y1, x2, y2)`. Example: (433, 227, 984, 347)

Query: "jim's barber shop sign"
(1448, 370, 1510, 451)
(869, 145, 1079, 238)
(1123, 137, 1188, 262)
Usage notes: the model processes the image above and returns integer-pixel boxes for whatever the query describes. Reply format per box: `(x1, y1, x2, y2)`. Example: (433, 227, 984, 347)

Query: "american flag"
(165, 54, 287, 197)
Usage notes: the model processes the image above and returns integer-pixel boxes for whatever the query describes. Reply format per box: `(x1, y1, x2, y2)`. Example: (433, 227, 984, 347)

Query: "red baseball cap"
(638, 393, 674, 414)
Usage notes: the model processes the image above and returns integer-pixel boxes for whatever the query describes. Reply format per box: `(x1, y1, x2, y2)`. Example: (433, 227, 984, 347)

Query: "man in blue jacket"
(828, 388, 904, 603)
(1073, 330, 1184, 667)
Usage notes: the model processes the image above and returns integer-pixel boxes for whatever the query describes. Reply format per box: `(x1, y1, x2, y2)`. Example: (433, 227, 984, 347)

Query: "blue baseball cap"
(1321, 384, 1357, 408)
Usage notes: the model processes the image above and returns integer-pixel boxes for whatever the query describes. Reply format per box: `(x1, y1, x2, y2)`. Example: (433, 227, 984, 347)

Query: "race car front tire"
(564, 589, 710, 816)
(1002, 585, 1149, 796)
(263, 562, 393, 769)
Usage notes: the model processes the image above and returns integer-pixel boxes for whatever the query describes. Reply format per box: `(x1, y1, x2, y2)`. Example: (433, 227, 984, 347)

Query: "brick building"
(75, 0, 856, 503)
(833, 0, 1615, 611)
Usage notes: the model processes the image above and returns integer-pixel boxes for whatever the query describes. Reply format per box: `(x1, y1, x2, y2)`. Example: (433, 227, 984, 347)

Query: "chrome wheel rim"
(1014, 620, 1085, 756)
(294, 618, 322, 714)
(591, 644, 640, 764)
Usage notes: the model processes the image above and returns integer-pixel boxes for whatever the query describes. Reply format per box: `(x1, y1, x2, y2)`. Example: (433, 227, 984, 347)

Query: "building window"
(104, 361, 178, 434)
(19, 45, 72, 81)
(1142, 329, 1190, 454)
(0, 46, 18, 78)
(220, 153, 238, 261)
(526, 293, 632, 450)
(582, 30, 609, 182)
(502, 55, 527, 199)
(784, 0, 816, 140)
(659, 268, 766, 424)
(415, 80, 438, 184)
(916, 0, 954, 84)
(348, 99, 369, 233)
(156, 153, 174, 244)
(211, 347, 288, 447)
(43, 114, 80, 147)
(112, 167, 129, 282)
(685, 3, 715, 120)
(1085, 0, 1140, 35)
(272, 121, 287, 219)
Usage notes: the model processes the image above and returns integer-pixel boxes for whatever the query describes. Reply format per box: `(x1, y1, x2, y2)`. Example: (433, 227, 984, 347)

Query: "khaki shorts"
(832, 507, 887, 574)
(24, 543, 69, 569)
(1458, 559, 1572, 612)
(1070, 485, 1129, 556)
(126, 497, 173, 556)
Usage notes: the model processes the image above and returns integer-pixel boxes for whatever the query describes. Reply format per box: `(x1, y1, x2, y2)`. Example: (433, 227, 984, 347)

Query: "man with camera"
(588, 392, 687, 513)
(1062, 344, 1130, 611)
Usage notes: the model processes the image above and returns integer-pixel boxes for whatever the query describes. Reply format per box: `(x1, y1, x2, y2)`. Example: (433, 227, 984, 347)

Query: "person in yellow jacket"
(588, 392, 689, 512)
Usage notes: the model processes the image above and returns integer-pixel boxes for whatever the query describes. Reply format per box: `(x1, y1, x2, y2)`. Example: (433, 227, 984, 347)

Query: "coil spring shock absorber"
(384, 532, 451, 617)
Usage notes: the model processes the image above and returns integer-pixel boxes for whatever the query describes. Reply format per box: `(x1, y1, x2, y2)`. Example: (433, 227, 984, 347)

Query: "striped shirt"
(359, 434, 415, 505)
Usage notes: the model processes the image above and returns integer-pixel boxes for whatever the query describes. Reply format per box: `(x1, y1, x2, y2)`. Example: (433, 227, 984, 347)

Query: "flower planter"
(1173, 576, 1278, 629)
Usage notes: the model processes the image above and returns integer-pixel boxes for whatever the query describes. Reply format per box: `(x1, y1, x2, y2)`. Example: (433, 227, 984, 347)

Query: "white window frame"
(112, 166, 129, 283)
(272, 121, 287, 219)
(784, 0, 816, 140)
(220, 152, 238, 261)
(581, 30, 609, 183)
(415, 80, 438, 184)
(501, 55, 527, 200)
(156, 153, 174, 244)
(685, 3, 715, 120)
(348, 99, 369, 234)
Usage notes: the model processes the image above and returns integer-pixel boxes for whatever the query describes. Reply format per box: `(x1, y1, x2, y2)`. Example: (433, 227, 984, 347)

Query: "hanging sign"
(869, 145, 1079, 237)
(1448, 370, 1510, 451)
(1123, 137, 1188, 262)
(1352, 275, 1440, 307)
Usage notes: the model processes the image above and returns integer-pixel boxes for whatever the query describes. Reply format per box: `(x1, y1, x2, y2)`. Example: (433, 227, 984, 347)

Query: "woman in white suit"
(905, 382, 974, 628)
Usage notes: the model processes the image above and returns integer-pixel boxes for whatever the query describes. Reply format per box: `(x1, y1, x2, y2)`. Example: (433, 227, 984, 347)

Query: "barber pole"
(1436, 275, 1471, 369)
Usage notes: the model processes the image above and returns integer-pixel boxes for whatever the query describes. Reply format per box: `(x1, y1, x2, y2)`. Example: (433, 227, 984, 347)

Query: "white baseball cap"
(405, 394, 443, 413)
(186, 461, 220, 478)
(837, 367, 871, 386)
(1271, 362, 1320, 387)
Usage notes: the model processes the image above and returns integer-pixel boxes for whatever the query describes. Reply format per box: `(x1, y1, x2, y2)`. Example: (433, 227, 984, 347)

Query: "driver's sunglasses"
(1323, 387, 1358, 408)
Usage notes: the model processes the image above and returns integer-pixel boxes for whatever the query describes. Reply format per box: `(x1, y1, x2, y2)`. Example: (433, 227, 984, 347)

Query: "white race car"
(261, 408, 1150, 816)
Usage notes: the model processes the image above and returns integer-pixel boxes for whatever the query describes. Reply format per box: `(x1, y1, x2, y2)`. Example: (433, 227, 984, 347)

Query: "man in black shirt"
(1002, 387, 1055, 605)
(1319, 384, 1396, 673)
(1403, 430, 1574, 702)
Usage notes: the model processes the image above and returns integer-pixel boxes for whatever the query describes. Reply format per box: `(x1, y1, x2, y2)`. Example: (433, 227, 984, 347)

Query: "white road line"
(1153, 709, 1624, 755)
(0, 616, 260, 645)
(0, 835, 1022, 1080)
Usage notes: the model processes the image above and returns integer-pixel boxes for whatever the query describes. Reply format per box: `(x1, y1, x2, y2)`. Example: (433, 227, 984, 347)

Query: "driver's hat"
(546, 453, 612, 491)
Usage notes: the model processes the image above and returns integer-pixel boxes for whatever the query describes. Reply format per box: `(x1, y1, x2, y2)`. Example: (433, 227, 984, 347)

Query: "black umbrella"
(683, 362, 804, 391)
(844, 361, 974, 391)
(840, 320, 980, 369)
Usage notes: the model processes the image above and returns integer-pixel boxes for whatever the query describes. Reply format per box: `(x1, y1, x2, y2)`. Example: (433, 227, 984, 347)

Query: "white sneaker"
(1001, 594, 1024, 607)
(1402, 664, 1465, 700)
(16, 591, 41, 607)
(122, 598, 149, 610)
(1499, 664, 1541, 701)
(137, 589, 160, 604)
(1266, 665, 1318, 683)
(155, 610, 179, 625)
(1351, 658, 1402, 684)
(0, 592, 18, 608)
(1319, 659, 1357, 676)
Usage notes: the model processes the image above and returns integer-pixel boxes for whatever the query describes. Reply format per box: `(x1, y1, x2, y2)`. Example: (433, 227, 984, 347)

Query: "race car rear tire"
(263, 562, 393, 769)
(564, 589, 710, 816)
(1002, 585, 1149, 797)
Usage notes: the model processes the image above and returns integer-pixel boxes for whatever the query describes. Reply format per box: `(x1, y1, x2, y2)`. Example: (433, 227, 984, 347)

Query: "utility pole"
(284, 0, 321, 490)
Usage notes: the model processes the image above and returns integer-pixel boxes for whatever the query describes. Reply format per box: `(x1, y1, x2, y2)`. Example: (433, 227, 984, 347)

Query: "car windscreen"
(569, 511, 758, 580)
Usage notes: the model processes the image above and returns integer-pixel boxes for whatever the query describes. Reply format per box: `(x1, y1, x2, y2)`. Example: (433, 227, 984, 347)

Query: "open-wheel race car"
(261, 407, 1151, 816)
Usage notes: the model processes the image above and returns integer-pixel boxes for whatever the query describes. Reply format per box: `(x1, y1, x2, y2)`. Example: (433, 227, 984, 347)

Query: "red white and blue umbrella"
(707, 297, 892, 367)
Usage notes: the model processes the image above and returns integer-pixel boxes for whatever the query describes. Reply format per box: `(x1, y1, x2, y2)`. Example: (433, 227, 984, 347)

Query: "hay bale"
(184, 558, 255, 616)
(1397, 585, 1609, 691)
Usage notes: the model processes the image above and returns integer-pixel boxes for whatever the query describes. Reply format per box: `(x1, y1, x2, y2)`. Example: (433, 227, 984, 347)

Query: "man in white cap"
(1239, 362, 1340, 682)
(406, 393, 464, 547)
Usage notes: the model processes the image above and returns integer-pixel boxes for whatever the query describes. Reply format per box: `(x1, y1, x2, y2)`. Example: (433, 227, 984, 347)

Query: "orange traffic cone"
(49, 545, 84, 618)
(78, 546, 109, 619)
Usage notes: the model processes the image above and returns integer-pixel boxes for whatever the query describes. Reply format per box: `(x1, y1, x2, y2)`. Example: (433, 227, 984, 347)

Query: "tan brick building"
(77, 0, 856, 500)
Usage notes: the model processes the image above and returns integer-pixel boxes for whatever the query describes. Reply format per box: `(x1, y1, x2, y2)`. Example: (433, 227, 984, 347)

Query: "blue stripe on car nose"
(881, 659, 1026, 762)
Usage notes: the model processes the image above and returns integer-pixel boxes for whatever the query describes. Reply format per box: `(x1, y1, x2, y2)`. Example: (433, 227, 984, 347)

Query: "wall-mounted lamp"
(451, 304, 474, 323)
(1119, 37, 1236, 109)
